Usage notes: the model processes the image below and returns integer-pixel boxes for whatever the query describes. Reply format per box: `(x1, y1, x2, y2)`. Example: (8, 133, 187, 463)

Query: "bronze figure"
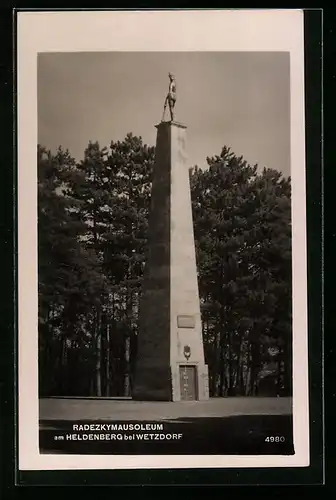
(162, 72, 176, 122)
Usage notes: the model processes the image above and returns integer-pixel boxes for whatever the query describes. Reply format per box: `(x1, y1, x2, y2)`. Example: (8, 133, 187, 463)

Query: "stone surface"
(132, 121, 209, 401)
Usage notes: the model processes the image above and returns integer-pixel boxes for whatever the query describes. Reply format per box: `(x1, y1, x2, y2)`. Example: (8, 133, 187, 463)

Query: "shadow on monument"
(39, 414, 294, 455)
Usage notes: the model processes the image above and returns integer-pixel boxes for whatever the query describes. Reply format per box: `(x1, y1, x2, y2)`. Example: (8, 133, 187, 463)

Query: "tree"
(49, 134, 155, 396)
(38, 138, 291, 399)
(191, 146, 292, 396)
(38, 145, 106, 396)
(103, 134, 154, 395)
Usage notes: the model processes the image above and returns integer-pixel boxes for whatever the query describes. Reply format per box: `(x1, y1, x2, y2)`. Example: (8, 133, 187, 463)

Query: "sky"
(38, 51, 290, 176)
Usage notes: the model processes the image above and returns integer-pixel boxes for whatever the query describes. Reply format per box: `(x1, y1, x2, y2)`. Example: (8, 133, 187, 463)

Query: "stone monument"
(132, 74, 209, 401)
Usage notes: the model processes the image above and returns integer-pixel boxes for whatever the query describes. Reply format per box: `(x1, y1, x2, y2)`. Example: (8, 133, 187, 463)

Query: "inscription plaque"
(177, 315, 195, 329)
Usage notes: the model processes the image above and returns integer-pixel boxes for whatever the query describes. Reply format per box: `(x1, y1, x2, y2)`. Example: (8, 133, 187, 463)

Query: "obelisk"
(132, 75, 209, 402)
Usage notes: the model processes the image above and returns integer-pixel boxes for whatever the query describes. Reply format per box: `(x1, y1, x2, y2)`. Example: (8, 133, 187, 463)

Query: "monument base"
(132, 363, 209, 402)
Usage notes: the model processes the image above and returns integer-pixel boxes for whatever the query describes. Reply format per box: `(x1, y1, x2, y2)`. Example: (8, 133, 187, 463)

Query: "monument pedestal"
(132, 121, 209, 402)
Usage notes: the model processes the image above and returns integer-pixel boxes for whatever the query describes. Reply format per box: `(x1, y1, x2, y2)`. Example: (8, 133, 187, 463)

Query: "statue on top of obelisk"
(133, 70, 210, 402)
(162, 72, 176, 122)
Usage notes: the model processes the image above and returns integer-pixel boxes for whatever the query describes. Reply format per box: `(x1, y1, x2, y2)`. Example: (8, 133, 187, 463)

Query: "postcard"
(17, 8, 309, 471)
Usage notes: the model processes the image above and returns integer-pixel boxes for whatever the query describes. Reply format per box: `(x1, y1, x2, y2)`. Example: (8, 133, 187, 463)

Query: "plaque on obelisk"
(132, 74, 209, 401)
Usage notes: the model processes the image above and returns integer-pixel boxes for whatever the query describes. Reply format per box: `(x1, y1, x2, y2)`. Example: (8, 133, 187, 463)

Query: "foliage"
(38, 138, 291, 397)
(190, 147, 291, 396)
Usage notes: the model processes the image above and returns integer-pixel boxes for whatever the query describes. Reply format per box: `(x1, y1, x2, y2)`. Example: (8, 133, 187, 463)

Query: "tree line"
(38, 133, 292, 398)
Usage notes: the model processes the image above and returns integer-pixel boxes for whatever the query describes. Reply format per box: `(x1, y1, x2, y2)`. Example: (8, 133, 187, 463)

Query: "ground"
(39, 397, 294, 455)
(40, 396, 292, 421)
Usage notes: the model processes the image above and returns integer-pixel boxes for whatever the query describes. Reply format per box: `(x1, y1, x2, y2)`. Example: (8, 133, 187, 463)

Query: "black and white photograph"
(17, 9, 309, 471)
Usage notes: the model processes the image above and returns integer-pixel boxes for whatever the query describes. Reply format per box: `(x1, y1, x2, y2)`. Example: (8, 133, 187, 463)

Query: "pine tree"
(191, 147, 292, 396)
(103, 134, 154, 395)
(61, 135, 155, 396)
(38, 145, 106, 396)
(39, 137, 291, 399)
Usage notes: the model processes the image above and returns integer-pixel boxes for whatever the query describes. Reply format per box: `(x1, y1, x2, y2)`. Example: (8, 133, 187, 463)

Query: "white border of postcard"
(17, 8, 309, 470)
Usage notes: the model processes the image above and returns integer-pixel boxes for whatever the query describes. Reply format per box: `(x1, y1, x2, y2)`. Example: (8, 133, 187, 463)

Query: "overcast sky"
(38, 51, 290, 176)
